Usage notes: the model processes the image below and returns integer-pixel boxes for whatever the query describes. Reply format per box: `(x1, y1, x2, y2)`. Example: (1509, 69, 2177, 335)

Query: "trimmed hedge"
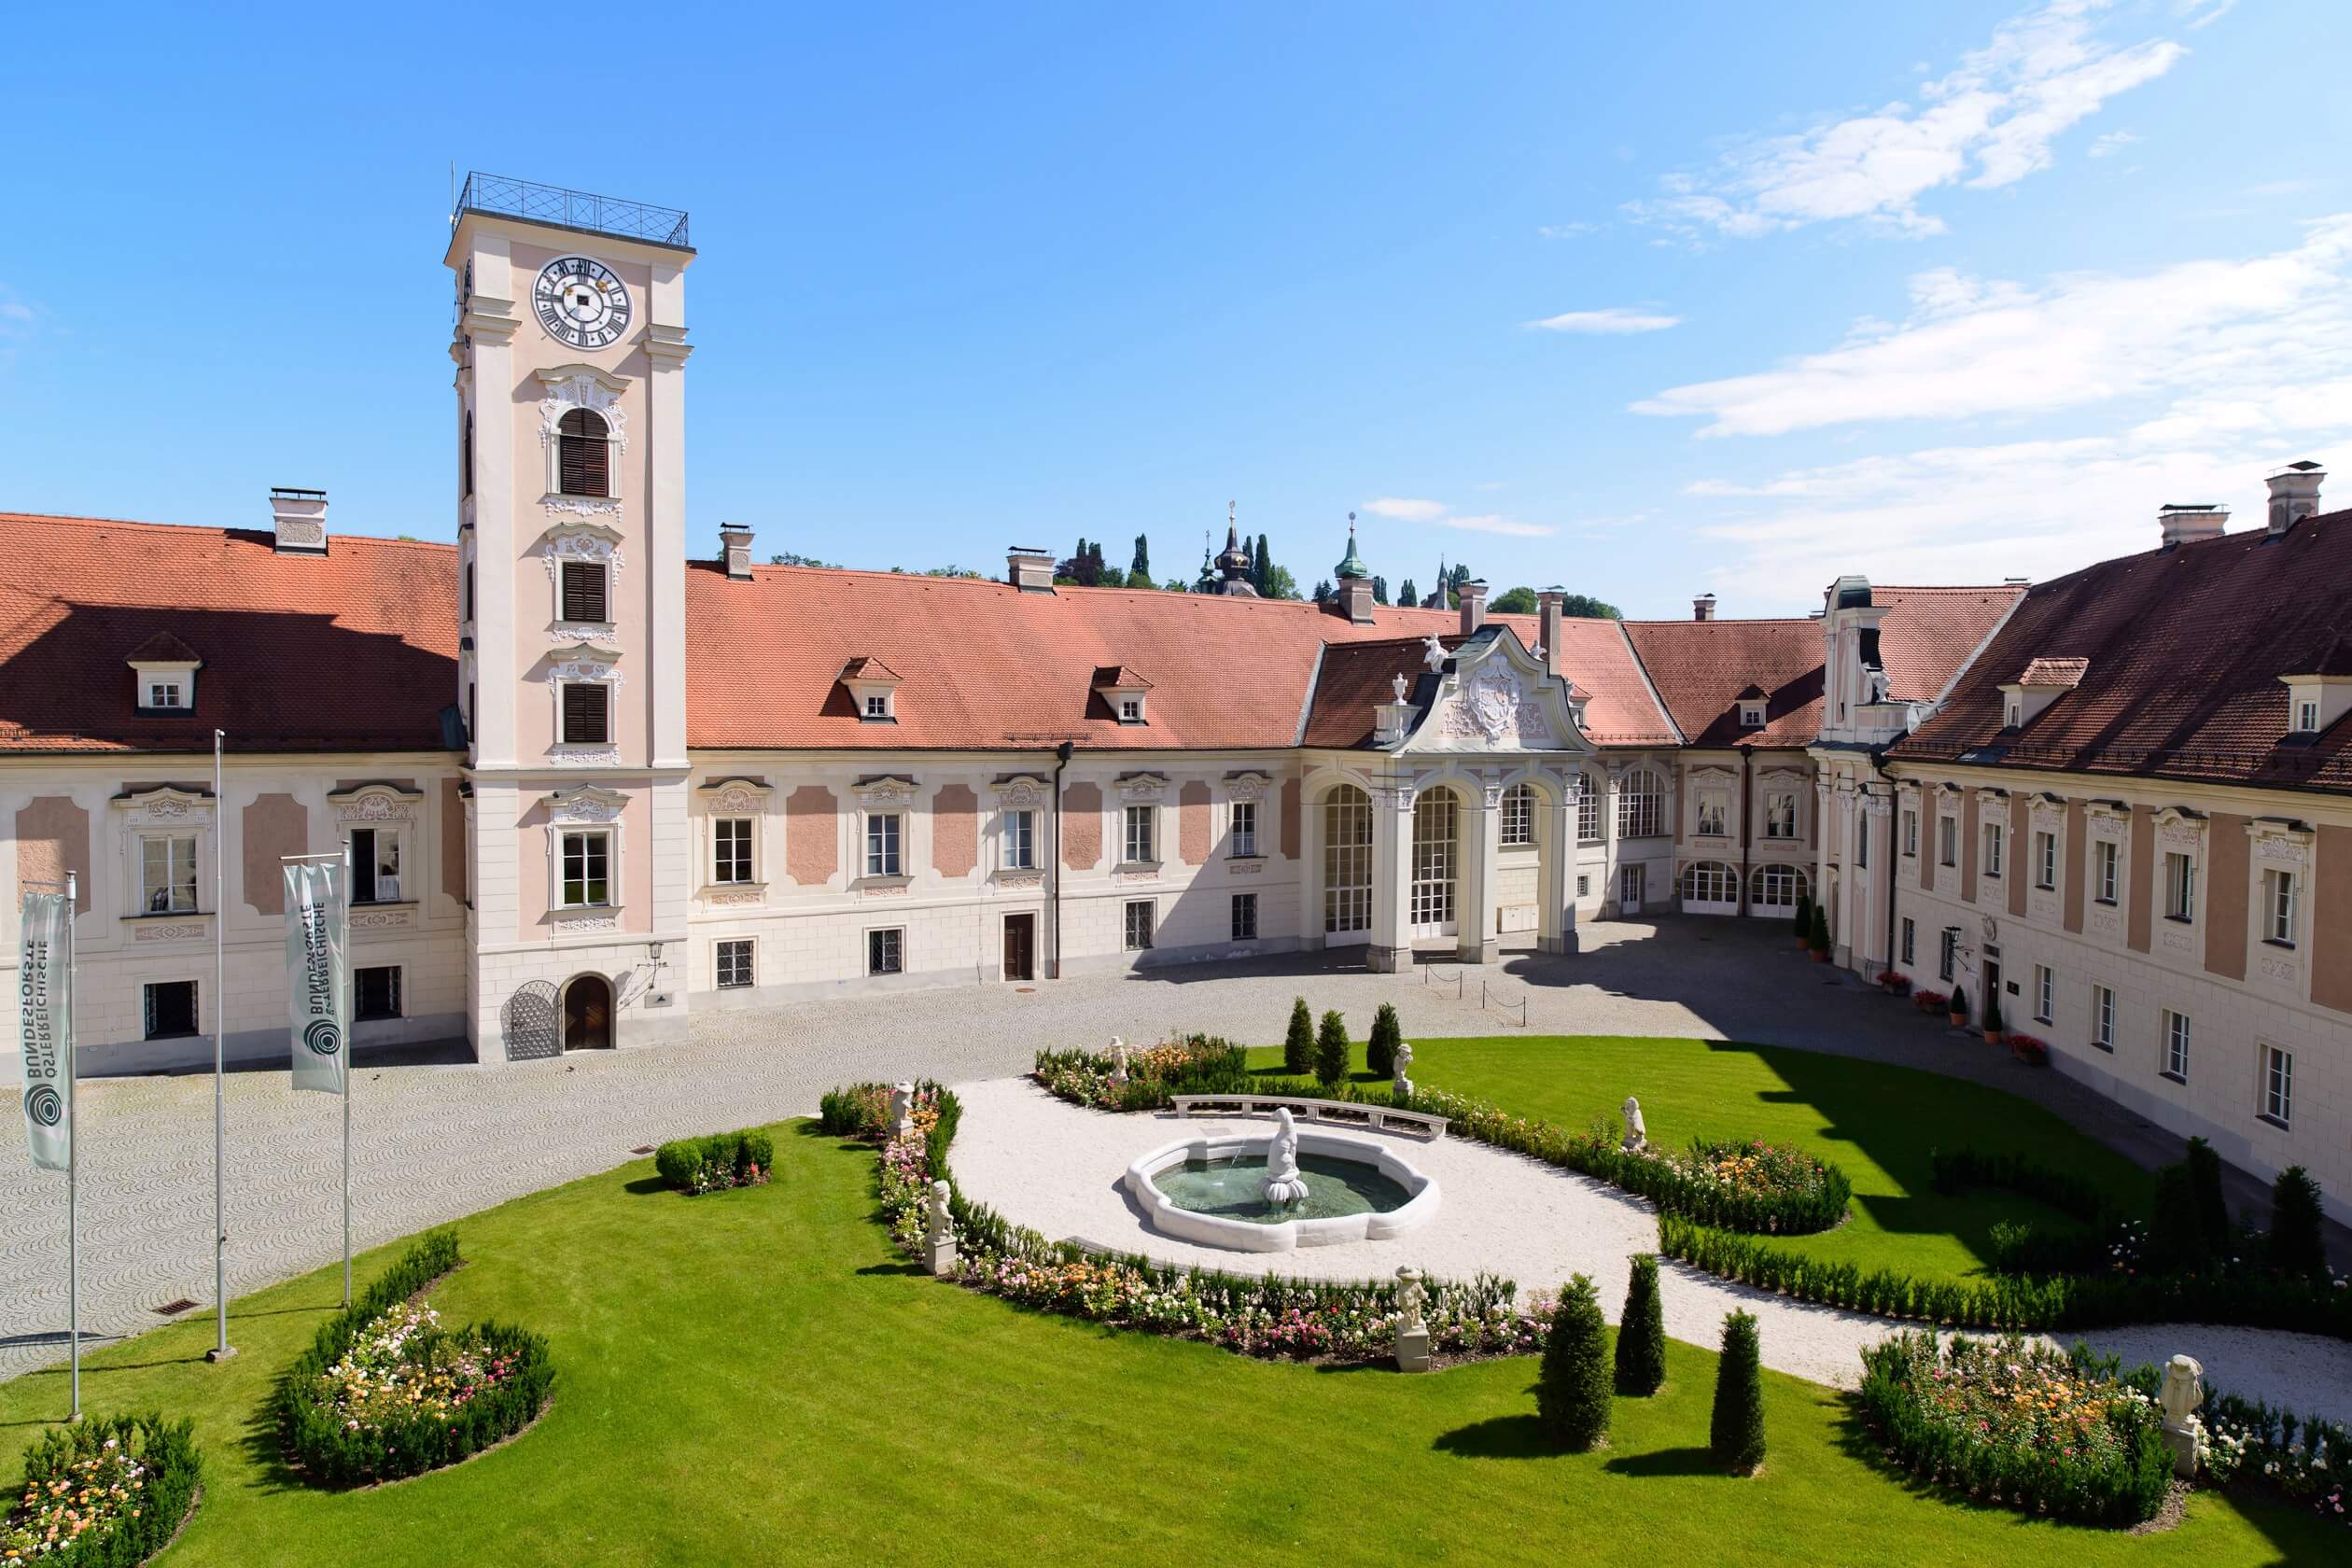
(653, 1127, 775, 1194)
(1535, 1274, 1611, 1451)
(1033, 1036, 1253, 1112)
(273, 1229, 553, 1487)
(1614, 1253, 1666, 1396)
(3, 1412, 200, 1567)
(1710, 1310, 1766, 1475)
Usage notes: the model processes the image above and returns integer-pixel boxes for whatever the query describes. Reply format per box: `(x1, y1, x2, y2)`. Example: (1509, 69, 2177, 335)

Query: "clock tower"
(445, 175, 694, 1057)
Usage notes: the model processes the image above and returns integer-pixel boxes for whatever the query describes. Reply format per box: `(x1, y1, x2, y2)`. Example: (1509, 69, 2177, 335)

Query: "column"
(1857, 791, 1893, 976)
(1538, 793, 1576, 956)
(1367, 781, 1416, 973)
(1457, 777, 1503, 965)
(1602, 764, 1624, 915)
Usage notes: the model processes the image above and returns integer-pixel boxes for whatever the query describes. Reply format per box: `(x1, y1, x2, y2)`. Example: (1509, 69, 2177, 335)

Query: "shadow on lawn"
(1433, 1411, 1548, 1459)
(1600, 1445, 1723, 1478)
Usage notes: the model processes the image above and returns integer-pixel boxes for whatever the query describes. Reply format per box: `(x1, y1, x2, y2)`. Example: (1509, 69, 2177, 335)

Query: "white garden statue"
(1109, 1037, 1130, 1085)
(923, 1179, 958, 1276)
(2159, 1353, 2205, 1477)
(889, 1082, 916, 1138)
(1262, 1107, 1311, 1206)
(1620, 1096, 1648, 1154)
(1392, 1041, 1415, 1098)
(1393, 1266, 1432, 1373)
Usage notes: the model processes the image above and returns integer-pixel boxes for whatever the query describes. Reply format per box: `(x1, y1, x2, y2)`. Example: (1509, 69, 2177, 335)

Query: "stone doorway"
(563, 973, 614, 1051)
(1003, 914, 1035, 982)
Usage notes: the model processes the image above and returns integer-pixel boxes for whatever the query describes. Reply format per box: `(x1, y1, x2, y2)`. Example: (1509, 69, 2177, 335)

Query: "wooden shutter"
(558, 409, 609, 497)
(561, 560, 608, 623)
(562, 682, 609, 744)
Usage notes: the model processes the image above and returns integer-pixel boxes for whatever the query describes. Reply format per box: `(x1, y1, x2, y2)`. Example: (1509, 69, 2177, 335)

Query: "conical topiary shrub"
(1536, 1273, 1611, 1451)
(2147, 1162, 2212, 1274)
(2267, 1165, 2328, 1276)
(2186, 1136, 2231, 1256)
(1792, 892, 1812, 945)
(1313, 1009, 1351, 1086)
(1807, 903, 1829, 957)
(1981, 987, 2004, 1040)
(1366, 1002, 1402, 1082)
(1614, 1254, 1666, 1396)
(1709, 1309, 1766, 1476)
(1283, 997, 1313, 1076)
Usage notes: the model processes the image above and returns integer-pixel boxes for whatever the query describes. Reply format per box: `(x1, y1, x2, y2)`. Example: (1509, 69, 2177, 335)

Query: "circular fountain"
(1123, 1108, 1441, 1253)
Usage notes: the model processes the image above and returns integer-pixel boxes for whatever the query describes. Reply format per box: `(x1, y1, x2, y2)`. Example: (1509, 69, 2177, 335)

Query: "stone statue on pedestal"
(890, 1082, 915, 1138)
(1262, 1107, 1311, 1206)
(2160, 1353, 2205, 1477)
(924, 1179, 958, 1276)
(1109, 1037, 1130, 1085)
(1392, 1041, 1415, 1099)
(1620, 1096, 1648, 1154)
(1393, 1267, 1432, 1372)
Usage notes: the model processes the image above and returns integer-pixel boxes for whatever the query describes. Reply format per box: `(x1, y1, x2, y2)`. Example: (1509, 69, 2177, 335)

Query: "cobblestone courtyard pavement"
(0, 917, 2322, 1385)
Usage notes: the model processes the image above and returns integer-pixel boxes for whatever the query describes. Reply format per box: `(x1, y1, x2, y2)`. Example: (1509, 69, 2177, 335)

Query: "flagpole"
(65, 869, 79, 1424)
(341, 838, 353, 1308)
(208, 732, 234, 1362)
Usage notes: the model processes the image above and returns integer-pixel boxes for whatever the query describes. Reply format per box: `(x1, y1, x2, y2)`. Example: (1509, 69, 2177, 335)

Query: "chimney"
(269, 487, 328, 555)
(1535, 586, 1566, 680)
(1333, 577, 1377, 624)
(1693, 593, 1716, 622)
(718, 524, 756, 580)
(1006, 545, 1056, 593)
(2267, 461, 2326, 535)
(2158, 503, 2228, 549)
(1458, 579, 1488, 636)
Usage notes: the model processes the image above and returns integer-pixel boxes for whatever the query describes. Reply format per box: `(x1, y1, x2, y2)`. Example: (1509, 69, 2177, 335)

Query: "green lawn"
(0, 1106, 2328, 1565)
(1246, 1034, 2157, 1287)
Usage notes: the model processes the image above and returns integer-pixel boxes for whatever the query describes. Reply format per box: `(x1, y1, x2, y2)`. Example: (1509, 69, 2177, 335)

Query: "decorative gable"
(128, 632, 204, 715)
(841, 656, 903, 722)
(1398, 630, 1588, 755)
(1092, 665, 1154, 725)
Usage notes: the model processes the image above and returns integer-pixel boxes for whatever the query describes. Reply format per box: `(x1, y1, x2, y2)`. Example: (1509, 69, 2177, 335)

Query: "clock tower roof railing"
(452, 172, 693, 253)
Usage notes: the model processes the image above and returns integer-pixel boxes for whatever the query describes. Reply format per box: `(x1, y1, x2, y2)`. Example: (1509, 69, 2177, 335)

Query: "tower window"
(557, 409, 611, 497)
(462, 410, 473, 498)
(561, 559, 609, 623)
(561, 681, 610, 745)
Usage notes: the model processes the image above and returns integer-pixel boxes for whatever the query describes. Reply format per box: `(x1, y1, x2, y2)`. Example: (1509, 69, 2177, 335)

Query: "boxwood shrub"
(273, 1228, 553, 1488)
(654, 1127, 776, 1194)
(3, 1412, 200, 1565)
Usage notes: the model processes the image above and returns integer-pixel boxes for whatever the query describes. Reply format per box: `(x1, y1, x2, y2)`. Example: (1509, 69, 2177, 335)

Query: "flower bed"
(1911, 990, 1948, 1015)
(3, 1413, 200, 1566)
(2191, 1384, 2351, 1532)
(831, 1078, 1552, 1367)
(273, 1229, 553, 1487)
(1856, 1331, 2172, 1525)
(1031, 1034, 1251, 1112)
(653, 1127, 775, 1195)
(2004, 1033, 2050, 1067)
(1877, 972, 1911, 996)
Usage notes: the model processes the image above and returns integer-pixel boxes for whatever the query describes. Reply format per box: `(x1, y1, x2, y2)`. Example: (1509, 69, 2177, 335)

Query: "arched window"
(558, 408, 610, 497)
(1411, 789, 1458, 928)
(1617, 768, 1666, 839)
(1500, 783, 1535, 847)
(1575, 772, 1599, 843)
(1680, 861, 1736, 907)
(1323, 786, 1371, 934)
(1751, 862, 1808, 912)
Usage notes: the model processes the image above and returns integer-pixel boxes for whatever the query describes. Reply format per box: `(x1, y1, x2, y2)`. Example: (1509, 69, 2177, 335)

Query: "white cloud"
(1361, 497, 1448, 523)
(2177, 0, 2237, 30)
(1537, 221, 1600, 239)
(1633, 215, 2352, 437)
(1435, 513, 1556, 538)
(1627, 1, 2185, 240)
(2088, 129, 2139, 157)
(1527, 307, 1680, 334)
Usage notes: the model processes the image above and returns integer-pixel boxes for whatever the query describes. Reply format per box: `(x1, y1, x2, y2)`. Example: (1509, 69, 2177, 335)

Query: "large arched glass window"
(1500, 783, 1535, 847)
(558, 408, 611, 497)
(1575, 772, 1600, 843)
(1751, 862, 1808, 912)
(1617, 768, 1666, 839)
(1411, 789, 1458, 928)
(1322, 785, 1372, 934)
(1680, 861, 1736, 905)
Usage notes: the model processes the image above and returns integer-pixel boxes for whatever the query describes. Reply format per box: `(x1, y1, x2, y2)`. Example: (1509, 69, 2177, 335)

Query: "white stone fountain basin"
(1123, 1126, 1441, 1253)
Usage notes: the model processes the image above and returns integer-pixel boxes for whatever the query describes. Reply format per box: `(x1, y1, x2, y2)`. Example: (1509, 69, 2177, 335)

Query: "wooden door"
(1003, 915, 1034, 982)
(563, 974, 613, 1050)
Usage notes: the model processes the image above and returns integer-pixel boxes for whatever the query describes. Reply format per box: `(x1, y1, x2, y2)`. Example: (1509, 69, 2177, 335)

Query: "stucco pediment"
(543, 784, 628, 824)
(112, 785, 214, 825)
(327, 782, 423, 823)
(1398, 632, 1590, 756)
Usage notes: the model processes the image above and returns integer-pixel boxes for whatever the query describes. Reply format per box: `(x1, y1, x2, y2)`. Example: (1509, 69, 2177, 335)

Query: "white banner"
(284, 861, 348, 1095)
(17, 890, 72, 1172)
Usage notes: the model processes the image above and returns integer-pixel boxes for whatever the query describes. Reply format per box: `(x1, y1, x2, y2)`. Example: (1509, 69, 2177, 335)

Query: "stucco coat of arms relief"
(1437, 662, 1551, 748)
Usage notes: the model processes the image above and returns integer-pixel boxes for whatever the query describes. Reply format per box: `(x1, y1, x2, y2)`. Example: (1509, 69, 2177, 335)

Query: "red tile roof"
(1300, 636, 1445, 749)
(1894, 515, 2352, 791)
(2015, 656, 2089, 687)
(1622, 618, 1823, 749)
(0, 514, 457, 753)
(1873, 585, 2026, 703)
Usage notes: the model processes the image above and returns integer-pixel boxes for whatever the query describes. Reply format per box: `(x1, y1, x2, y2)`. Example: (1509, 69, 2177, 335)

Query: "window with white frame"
(864, 693, 889, 720)
(1576, 874, 1590, 898)
(2033, 964, 2052, 1024)
(1939, 928, 1957, 982)
(713, 818, 753, 884)
(2162, 1009, 2191, 1082)
(2262, 867, 2298, 945)
(1229, 800, 1258, 857)
(1123, 900, 1155, 951)
(717, 938, 754, 989)
(1695, 789, 1728, 838)
(560, 681, 610, 745)
(1766, 791, 1797, 841)
(1575, 774, 1599, 843)
(1899, 917, 1915, 965)
(1323, 785, 1372, 934)
(867, 928, 903, 975)
(1900, 807, 1918, 857)
(1751, 862, 1805, 912)
(1938, 814, 1958, 867)
(2035, 830, 2057, 889)
(1617, 769, 1666, 839)
(1500, 784, 1534, 847)
(1001, 808, 1036, 871)
(559, 557, 609, 623)
(1679, 861, 1735, 904)
(140, 833, 198, 914)
(557, 408, 612, 497)
(1118, 695, 1143, 723)
(2261, 1043, 2293, 1127)
(2163, 850, 2195, 921)
(560, 830, 611, 906)
(1122, 804, 1155, 865)
(2093, 984, 2116, 1051)
(146, 679, 186, 710)
(348, 826, 403, 904)
(2295, 697, 2320, 734)
(865, 813, 903, 877)
(1230, 892, 1257, 942)
(1982, 821, 2004, 878)
(355, 965, 402, 1022)
(2094, 839, 2120, 903)
(1413, 791, 1458, 925)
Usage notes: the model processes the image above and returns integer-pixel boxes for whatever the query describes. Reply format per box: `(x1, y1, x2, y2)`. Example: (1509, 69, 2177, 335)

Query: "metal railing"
(453, 172, 691, 250)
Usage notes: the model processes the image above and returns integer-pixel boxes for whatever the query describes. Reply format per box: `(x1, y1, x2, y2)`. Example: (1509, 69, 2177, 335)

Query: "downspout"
(1738, 746, 1753, 917)
(1049, 740, 1073, 979)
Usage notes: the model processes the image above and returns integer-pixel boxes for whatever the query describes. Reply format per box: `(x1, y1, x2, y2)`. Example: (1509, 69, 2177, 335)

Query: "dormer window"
(1740, 702, 1765, 728)
(1120, 696, 1142, 722)
(1998, 657, 2088, 733)
(841, 657, 903, 723)
(127, 632, 203, 716)
(148, 680, 187, 710)
(2295, 697, 2319, 734)
(1092, 665, 1153, 724)
(864, 693, 889, 720)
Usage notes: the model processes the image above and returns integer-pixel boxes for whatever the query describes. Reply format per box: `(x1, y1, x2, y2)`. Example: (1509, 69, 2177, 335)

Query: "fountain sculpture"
(1262, 1107, 1311, 1206)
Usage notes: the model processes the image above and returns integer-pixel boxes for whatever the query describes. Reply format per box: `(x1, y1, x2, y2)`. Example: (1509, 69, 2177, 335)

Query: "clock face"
(533, 257, 632, 351)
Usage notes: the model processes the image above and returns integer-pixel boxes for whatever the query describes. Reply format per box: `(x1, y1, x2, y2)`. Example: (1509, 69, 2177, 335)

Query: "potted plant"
(1981, 989, 2005, 1044)
(1877, 971, 1911, 997)
(1792, 892, 1813, 949)
(1806, 904, 1830, 962)
(1912, 988, 1944, 1015)
(2008, 1033, 2049, 1067)
(1947, 987, 1968, 1028)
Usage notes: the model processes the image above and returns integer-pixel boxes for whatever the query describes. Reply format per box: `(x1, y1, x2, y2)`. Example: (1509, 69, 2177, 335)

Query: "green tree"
(1491, 586, 1539, 615)
(1252, 534, 1271, 595)
(1312, 578, 1334, 604)
(1313, 1009, 1350, 1086)
(1792, 891, 1812, 944)
(1806, 903, 1829, 955)
(2266, 1165, 2328, 1275)
(1283, 997, 1314, 1076)
(1709, 1309, 1766, 1474)
(770, 550, 842, 567)
(1982, 987, 2003, 1035)
(1365, 1003, 1402, 1080)
(2185, 1136, 2231, 1255)
(1535, 1273, 1611, 1451)
(1397, 577, 1419, 609)
(1372, 575, 1390, 606)
(2147, 1163, 2211, 1273)
(1557, 593, 1622, 620)
(1615, 1254, 1667, 1396)
(1130, 533, 1151, 584)
(1445, 564, 1472, 609)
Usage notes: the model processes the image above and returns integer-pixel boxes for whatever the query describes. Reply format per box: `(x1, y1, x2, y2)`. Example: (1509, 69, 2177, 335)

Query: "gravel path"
(946, 1076, 2352, 1422)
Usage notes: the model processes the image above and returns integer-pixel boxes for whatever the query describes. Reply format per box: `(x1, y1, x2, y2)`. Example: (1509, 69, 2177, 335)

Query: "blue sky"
(4, 1, 2346, 616)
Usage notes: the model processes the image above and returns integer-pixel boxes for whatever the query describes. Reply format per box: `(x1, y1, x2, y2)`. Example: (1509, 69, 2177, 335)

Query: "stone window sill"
(1226, 852, 1265, 861)
(2256, 1113, 2289, 1132)
(2159, 1070, 2187, 1086)
(2089, 1039, 2114, 1054)
(122, 909, 207, 923)
(554, 902, 623, 913)
(855, 874, 913, 890)
(2094, 897, 2118, 907)
(2261, 937, 2298, 951)
(351, 898, 419, 911)
(994, 863, 1042, 877)
(2163, 914, 2194, 926)
(1117, 861, 1162, 874)
(702, 882, 767, 897)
